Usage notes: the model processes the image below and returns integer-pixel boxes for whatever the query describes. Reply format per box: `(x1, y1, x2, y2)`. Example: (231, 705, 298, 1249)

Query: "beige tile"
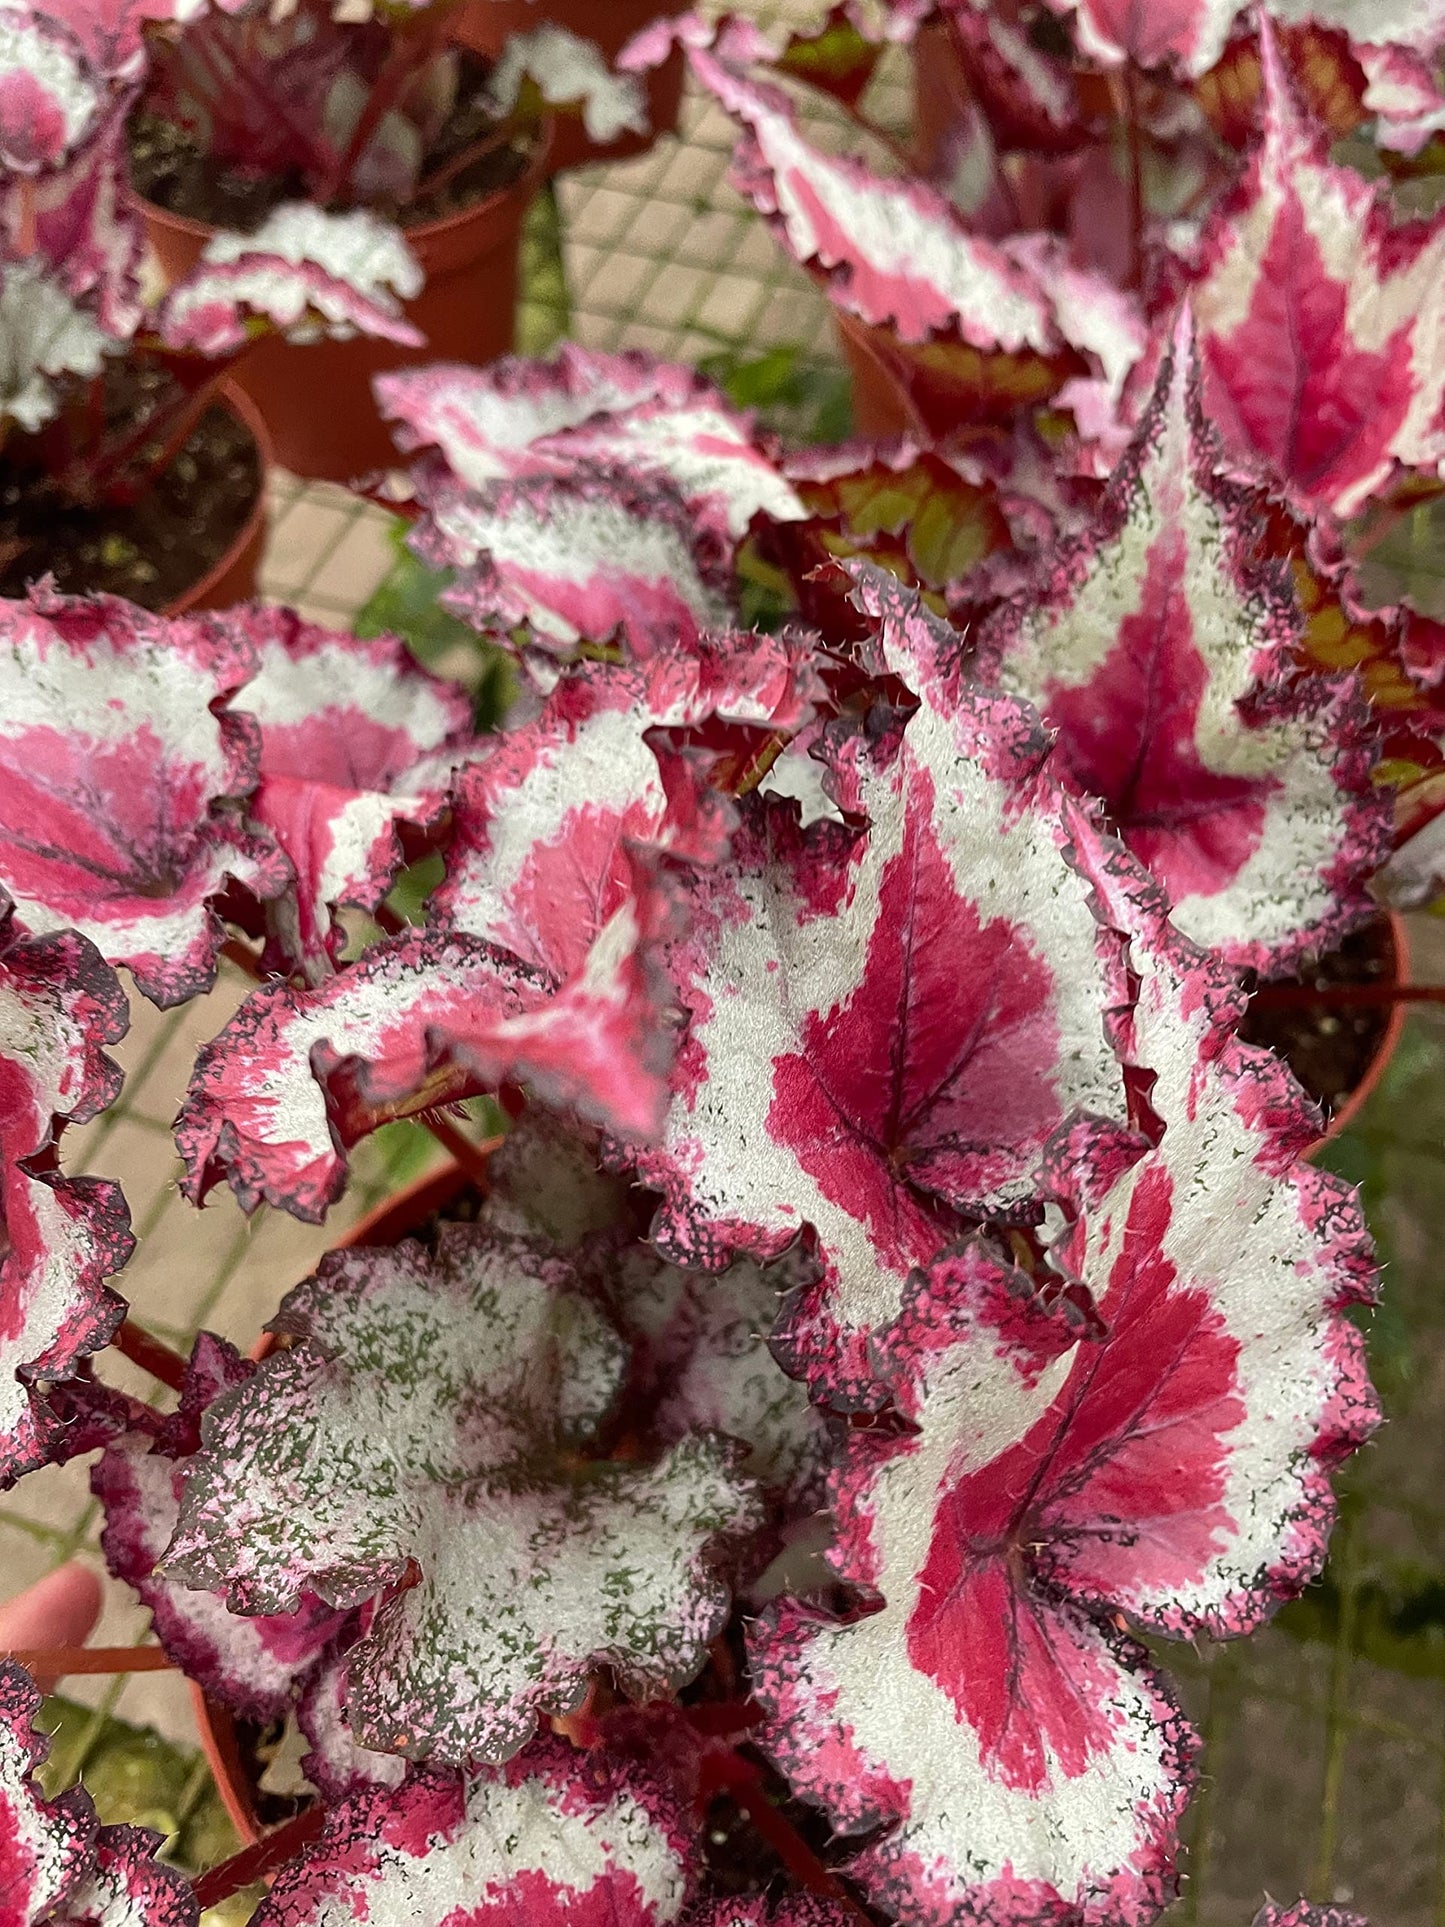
(289, 597, 355, 632)
(566, 184, 645, 248)
(260, 497, 354, 599)
(584, 249, 657, 314)
(304, 511, 398, 611)
(730, 221, 790, 277)
(0, 1455, 95, 1537)
(638, 261, 709, 330)
(651, 139, 732, 202)
(754, 284, 831, 347)
(672, 209, 748, 271)
(693, 274, 768, 340)
(613, 196, 694, 258)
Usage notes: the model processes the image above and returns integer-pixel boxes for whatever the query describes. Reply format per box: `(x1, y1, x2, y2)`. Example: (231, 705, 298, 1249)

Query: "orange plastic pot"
(162, 380, 271, 616)
(191, 1151, 479, 1843)
(451, 0, 684, 173)
(135, 133, 550, 486)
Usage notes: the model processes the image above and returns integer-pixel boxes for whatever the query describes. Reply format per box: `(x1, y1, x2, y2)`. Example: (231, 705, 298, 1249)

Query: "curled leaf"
(0, 1661, 96, 1920)
(632, 571, 1127, 1403)
(977, 309, 1390, 976)
(168, 1227, 762, 1765)
(0, 905, 131, 1485)
(752, 841, 1375, 1923)
(0, 588, 287, 1007)
(252, 1740, 698, 1927)
(487, 22, 649, 143)
(0, 258, 113, 433)
(225, 606, 475, 975)
(1190, 23, 1445, 514)
(93, 1334, 346, 1722)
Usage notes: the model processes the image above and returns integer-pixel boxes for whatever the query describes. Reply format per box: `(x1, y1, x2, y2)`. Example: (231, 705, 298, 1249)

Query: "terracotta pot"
(1313, 910, 1410, 1147)
(450, 0, 685, 173)
(134, 132, 550, 486)
(162, 380, 271, 616)
(192, 1149, 480, 1841)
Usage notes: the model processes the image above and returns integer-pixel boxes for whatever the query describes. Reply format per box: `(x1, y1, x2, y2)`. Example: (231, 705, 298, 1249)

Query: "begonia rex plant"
(0, 0, 434, 604)
(0, 20, 1436, 1925)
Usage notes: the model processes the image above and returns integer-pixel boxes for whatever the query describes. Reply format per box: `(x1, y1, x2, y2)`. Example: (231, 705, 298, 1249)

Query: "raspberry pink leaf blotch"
(50, 1826, 199, 1927)
(175, 898, 675, 1223)
(633, 569, 1128, 1403)
(434, 632, 820, 982)
(0, 903, 132, 1486)
(0, 588, 288, 1008)
(977, 309, 1390, 979)
(0, 1661, 96, 1922)
(165, 1226, 763, 1765)
(223, 606, 476, 977)
(1188, 22, 1445, 515)
(251, 1739, 698, 1927)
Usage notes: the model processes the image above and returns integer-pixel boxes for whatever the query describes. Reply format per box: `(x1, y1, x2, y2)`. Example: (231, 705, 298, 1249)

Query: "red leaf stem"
(113, 1318, 188, 1393)
(191, 1805, 324, 1911)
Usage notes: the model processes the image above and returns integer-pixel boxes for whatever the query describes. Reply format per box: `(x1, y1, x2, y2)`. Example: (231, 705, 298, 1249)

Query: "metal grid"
(4, 11, 1444, 1923)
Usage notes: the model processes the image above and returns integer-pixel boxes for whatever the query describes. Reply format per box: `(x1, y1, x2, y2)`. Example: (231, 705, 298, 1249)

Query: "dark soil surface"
(0, 363, 260, 610)
(1241, 914, 1397, 1118)
(130, 53, 534, 233)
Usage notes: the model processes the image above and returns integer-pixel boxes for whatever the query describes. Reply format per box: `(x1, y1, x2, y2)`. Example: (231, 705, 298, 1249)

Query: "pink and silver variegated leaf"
(0, 910, 131, 1485)
(39, 0, 206, 78)
(177, 885, 674, 1222)
(295, 1652, 407, 1801)
(750, 1238, 1198, 1927)
(1038, 0, 1240, 76)
(93, 1334, 345, 1721)
(1252, 1905, 1369, 1927)
(379, 345, 805, 541)
(682, 33, 1058, 351)
(51, 1826, 198, 1927)
(0, 588, 288, 1007)
(12, 109, 144, 337)
(0, 259, 114, 433)
(684, 1904, 858, 1927)
(1358, 44, 1445, 154)
(609, 1245, 832, 1505)
(479, 1108, 631, 1249)
(167, 1227, 762, 1765)
(410, 468, 736, 662)
(1188, 24, 1445, 515)
(1046, 810, 1379, 1635)
(977, 310, 1391, 978)
(252, 1741, 697, 1927)
(635, 571, 1126, 1403)
(224, 606, 474, 974)
(0, 5, 99, 170)
(159, 204, 423, 354)
(0, 1661, 97, 1922)
(434, 634, 819, 980)
(487, 23, 648, 142)
(1266, 0, 1445, 56)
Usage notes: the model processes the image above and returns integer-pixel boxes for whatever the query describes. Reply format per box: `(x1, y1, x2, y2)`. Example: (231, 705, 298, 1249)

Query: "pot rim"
(161, 377, 272, 617)
(129, 118, 552, 250)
